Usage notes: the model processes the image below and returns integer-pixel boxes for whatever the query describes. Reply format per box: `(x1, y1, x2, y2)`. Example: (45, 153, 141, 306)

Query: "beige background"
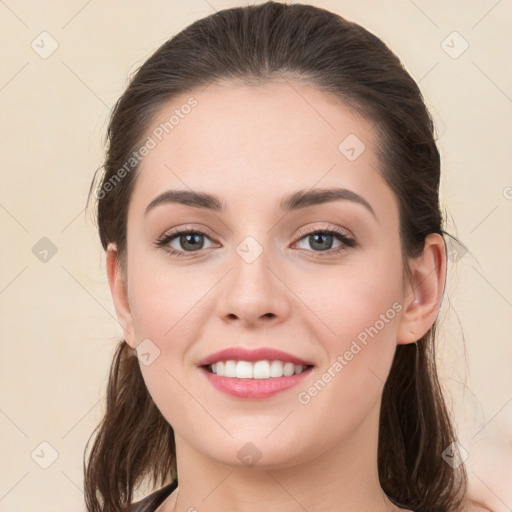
(1, 0, 511, 510)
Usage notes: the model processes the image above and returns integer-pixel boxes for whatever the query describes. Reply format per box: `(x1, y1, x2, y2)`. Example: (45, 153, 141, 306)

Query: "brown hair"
(85, 2, 469, 511)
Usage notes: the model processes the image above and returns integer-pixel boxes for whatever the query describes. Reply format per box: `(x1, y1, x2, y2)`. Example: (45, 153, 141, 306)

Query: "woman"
(85, 2, 488, 511)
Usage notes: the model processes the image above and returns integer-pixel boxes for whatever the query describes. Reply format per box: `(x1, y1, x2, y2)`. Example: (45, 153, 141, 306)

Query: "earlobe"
(106, 243, 137, 348)
(396, 233, 447, 345)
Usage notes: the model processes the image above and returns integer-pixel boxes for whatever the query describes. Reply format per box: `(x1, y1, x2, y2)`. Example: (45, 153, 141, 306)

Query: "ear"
(397, 233, 447, 345)
(106, 243, 137, 348)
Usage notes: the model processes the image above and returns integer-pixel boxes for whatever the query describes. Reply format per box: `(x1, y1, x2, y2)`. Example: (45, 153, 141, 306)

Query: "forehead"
(129, 80, 396, 221)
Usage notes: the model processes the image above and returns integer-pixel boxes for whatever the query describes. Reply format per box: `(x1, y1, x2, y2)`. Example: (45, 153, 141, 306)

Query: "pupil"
(310, 233, 332, 251)
(182, 233, 203, 250)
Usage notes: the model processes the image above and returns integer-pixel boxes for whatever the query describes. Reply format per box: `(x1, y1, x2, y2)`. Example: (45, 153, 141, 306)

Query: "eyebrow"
(144, 187, 376, 219)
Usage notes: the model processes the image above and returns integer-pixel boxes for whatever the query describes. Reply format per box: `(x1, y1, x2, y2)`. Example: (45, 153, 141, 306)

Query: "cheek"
(125, 253, 215, 403)
(126, 259, 202, 428)
(298, 251, 404, 405)
(303, 250, 403, 350)
(127, 252, 207, 342)
(332, 275, 403, 355)
(292, 281, 402, 444)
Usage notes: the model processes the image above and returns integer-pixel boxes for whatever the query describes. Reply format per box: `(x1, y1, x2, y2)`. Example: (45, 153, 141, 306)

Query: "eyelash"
(154, 226, 356, 258)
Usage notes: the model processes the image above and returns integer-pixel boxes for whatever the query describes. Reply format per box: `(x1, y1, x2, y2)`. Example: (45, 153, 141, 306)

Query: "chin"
(196, 433, 315, 471)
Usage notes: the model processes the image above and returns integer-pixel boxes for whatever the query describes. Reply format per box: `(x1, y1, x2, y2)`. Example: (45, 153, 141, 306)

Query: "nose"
(216, 245, 291, 328)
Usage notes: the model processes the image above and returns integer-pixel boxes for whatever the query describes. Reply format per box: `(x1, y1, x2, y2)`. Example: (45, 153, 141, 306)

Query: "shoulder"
(128, 481, 178, 512)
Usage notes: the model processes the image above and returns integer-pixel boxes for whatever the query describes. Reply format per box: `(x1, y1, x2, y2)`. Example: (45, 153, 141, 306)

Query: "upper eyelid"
(160, 224, 352, 240)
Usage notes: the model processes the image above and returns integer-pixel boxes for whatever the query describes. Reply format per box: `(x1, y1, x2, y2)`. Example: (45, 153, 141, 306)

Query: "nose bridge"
(230, 209, 275, 273)
(218, 231, 290, 325)
(232, 232, 277, 298)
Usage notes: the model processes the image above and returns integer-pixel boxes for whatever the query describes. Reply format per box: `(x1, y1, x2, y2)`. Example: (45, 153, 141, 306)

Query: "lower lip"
(200, 366, 313, 399)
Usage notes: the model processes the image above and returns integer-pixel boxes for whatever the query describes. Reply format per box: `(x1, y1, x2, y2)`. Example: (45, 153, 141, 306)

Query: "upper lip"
(197, 347, 315, 367)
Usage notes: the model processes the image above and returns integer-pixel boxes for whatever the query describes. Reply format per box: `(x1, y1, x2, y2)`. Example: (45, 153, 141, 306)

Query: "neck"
(162, 405, 405, 512)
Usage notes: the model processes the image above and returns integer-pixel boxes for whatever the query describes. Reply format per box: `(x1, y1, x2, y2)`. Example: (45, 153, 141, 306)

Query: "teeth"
(225, 360, 236, 376)
(236, 361, 253, 379)
(209, 360, 308, 378)
(294, 364, 304, 375)
(253, 360, 270, 379)
(270, 360, 284, 377)
(283, 362, 295, 376)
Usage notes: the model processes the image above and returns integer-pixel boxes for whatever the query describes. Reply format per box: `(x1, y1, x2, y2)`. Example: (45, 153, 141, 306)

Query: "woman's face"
(113, 80, 416, 469)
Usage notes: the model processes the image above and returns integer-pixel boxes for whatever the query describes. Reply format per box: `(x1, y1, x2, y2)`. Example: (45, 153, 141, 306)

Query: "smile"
(197, 347, 315, 398)
(206, 360, 311, 379)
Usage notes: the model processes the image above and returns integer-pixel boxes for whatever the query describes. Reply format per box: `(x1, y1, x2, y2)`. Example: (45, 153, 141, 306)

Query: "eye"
(154, 228, 215, 256)
(293, 227, 356, 255)
(154, 225, 356, 258)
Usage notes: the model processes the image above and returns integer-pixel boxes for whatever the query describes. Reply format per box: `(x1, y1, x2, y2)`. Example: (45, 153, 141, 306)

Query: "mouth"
(203, 359, 313, 379)
(197, 347, 315, 398)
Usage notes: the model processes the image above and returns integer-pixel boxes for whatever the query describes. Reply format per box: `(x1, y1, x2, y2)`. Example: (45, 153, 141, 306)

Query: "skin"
(106, 80, 446, 512)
